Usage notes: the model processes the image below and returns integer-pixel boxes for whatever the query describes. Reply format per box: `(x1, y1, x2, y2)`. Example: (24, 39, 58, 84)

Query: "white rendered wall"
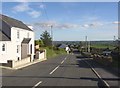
(0, 27, 34, 63)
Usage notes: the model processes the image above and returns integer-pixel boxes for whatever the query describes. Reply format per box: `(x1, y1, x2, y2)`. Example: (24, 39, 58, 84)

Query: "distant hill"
(53, 40, 115, 46)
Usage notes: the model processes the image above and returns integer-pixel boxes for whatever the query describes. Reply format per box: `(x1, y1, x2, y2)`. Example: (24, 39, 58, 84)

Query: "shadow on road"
(2, 75, 120, 81)
(80, 77, 120, 81)
(76, 54, 120, 78)
(2, 75, 120, 87)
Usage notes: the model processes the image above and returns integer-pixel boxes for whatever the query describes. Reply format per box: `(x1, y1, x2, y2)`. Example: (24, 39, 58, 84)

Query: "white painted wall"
(118, 27, 120, 39)
(0, 27, 34, 63)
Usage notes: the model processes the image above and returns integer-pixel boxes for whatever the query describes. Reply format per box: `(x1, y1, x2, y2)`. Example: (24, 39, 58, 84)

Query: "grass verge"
(39, 47, 66, 58)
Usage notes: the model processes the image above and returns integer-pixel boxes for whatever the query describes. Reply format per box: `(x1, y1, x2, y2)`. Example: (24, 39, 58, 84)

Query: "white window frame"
(17, 45, 19, 53)
(2, 43, 6, 54)
(2, 44, 5, 51)
(17, 30, 20, 39)
(27, 32, 29, 38)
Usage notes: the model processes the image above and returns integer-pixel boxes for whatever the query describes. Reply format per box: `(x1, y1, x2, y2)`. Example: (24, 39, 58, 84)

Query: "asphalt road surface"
(1, 51, 120, 87)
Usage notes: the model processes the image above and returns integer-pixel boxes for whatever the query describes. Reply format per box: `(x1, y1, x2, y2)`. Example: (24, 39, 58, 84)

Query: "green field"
(91, 44, 115, 50)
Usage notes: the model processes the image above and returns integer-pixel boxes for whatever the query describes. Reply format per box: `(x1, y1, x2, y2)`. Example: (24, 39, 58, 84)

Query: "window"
(30, 44, 32, 54)
(27, 33, 29, 38)
(18, 57, 20, 61)
(17, 30, 20, 39)
(2, 44, 5, 51)
(17, 45, 19, 53)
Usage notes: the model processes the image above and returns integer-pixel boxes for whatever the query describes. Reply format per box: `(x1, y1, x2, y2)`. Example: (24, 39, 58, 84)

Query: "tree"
(40, 30, 52, 47)
(35, 40, 44, 47)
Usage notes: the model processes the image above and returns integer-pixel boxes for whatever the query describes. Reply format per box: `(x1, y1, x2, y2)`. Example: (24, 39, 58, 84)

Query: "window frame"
(17, 30, 20, 39)
(17, 45, 19, 53)
(1, 43, 6, 54)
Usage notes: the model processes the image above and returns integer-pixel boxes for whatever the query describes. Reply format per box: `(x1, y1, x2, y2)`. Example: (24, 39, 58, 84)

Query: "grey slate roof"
(22, 38, 31, 44)
(0, 14, 32, 31)
(0, 29, 10, 41)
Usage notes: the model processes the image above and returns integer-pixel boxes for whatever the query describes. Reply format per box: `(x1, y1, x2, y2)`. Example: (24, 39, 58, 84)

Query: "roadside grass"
(39, 47, 66, 59)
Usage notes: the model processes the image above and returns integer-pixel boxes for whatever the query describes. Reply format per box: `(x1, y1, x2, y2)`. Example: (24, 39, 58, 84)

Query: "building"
(0, 14, 34, 63)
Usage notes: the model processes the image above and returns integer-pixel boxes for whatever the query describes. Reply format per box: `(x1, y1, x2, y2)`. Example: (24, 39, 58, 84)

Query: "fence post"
(44, 49, 47, 60)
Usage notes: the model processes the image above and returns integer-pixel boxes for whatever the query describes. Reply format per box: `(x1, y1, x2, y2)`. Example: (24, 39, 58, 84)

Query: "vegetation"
(91, 44, 115, 50)
(35, 40, 44, 47)
(39, 47, 66, 58)
(40, 30, 52, 47)
(35, 31, 66, 59)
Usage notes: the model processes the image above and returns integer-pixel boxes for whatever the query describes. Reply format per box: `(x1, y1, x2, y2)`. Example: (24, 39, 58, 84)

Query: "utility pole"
(114, 36, 116, 41)
(88, 41, 90, 52)
(51, 25, 53, 54)
(85, 36, 87, 52)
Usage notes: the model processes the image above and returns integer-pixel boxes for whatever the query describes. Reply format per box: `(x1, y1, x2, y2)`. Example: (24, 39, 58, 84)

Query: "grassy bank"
(39, 47, 66, 58)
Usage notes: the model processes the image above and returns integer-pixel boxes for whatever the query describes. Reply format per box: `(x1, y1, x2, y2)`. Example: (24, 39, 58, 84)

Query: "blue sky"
(1, 2, 118, 41)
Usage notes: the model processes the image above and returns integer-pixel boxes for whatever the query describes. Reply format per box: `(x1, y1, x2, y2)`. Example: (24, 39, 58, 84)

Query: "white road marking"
(65, 57, 67, 60)
(32, 81, 42, 88)
(84, 60, 110, 87)
(49, 65, 60, 74)
(61, 60, 65, 64)
(49, 56, 68, 75)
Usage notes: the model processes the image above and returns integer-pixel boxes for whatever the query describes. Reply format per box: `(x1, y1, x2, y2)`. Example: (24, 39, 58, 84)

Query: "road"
(1, 51, 120, 87)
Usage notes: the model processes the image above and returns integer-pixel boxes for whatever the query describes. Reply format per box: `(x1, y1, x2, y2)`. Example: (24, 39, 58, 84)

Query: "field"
(91, 44, 115, 50)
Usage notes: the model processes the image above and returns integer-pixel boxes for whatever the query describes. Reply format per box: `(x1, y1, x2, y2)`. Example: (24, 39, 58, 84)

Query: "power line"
(41, 0, 49, 22)
(41, 0, 54, 48)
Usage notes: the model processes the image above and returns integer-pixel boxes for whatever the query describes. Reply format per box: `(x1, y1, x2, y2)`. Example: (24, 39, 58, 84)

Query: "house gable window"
(2, 44, 6, 51)
(27, 32, 29, 38)
(17, 45, 19, 53)
(17, 30, 20, 39)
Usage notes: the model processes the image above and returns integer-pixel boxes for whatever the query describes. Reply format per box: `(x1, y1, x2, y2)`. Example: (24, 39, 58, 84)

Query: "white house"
(118, 27, 120, 50)
(0, 14, 34, 63)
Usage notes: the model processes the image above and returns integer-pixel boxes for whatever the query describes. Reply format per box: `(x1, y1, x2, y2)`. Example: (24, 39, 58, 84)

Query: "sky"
(1, 1, 119, 41)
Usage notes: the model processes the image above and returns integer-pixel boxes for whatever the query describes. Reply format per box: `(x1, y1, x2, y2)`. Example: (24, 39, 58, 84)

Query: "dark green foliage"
(35, 40, 44, 47)
(40, 31, 52, 47)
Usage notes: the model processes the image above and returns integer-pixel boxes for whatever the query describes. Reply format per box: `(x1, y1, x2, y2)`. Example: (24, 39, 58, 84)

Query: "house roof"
(58, 44, 67, 48)
(0, 14, 33, 31)
(22, 38, 31, 44)
(0, 29, 10, 41)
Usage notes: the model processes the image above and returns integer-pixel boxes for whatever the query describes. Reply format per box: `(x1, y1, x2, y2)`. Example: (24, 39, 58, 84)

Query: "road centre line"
(49, 65, 60, 74)
(32, 81, 42, 88)
(50, 56, 68, 75)
(61, 60, 65, 64)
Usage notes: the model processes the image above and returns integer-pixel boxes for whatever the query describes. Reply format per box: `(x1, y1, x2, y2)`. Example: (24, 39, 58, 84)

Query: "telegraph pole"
(85, 36, 87, 52)
(51, 25, 53, 54)
(88, 41, 90, 52)
(114, 36, 116, 41)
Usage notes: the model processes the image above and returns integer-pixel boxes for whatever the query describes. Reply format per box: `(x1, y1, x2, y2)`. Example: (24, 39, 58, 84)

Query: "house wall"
(0, 27, 34, 63)
(118, 27, 120, 39)
(0, 41, 14, 63)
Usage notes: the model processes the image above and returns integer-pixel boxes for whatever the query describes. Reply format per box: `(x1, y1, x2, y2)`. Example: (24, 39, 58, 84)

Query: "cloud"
(82, 24, 89, 28)
(113, 21, 120, 24)
(33, 21, 81, 30)
(12, 2, 31, 12)
(34, 21, 58, 29)
(12, 2, 41, 18)
(14, 0, 28, 2)
(33, 20, 105, 30)
(81, 22, 103, 29)
(33, 20, 116, 30)
(28, 10, 41, 18)
(39, 4, 45, 9)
